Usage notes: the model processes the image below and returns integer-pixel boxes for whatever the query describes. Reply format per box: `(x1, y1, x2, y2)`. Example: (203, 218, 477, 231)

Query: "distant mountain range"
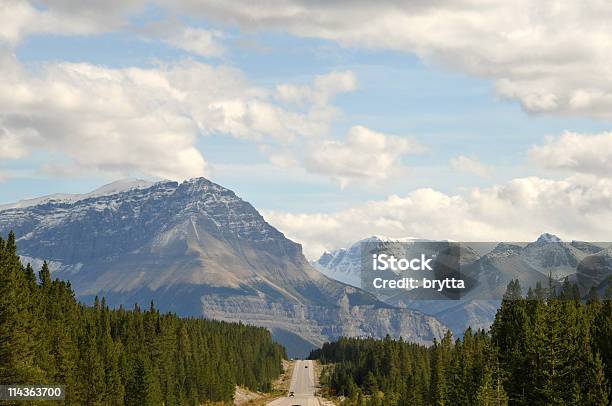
(0, 178, 447, 357)
(314, 235, 612, 334)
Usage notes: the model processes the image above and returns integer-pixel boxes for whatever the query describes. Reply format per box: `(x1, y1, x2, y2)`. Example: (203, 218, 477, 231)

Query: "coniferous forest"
(3, 226, 611, 406)
(0, 232, 286, 405)
(312, 280, 611, 405)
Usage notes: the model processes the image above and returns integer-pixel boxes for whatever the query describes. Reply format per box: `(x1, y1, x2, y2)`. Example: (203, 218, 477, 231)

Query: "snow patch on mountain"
(0, 179, 155, 211)
(312, 235, 424, 287)
(536, 233, 563, 243)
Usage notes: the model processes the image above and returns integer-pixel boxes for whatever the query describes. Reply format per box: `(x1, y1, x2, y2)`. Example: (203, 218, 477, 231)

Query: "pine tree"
(475, 368, 508, 406)
(491, 280, 531, 404)
(0, 232, 44, 383)
(586, 352, 610, 406)
(312, 277, 611, 405)
(1, 232, 286, 406)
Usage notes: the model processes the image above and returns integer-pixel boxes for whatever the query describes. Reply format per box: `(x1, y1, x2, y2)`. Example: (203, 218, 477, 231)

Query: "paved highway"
(267, 360, 320, 406)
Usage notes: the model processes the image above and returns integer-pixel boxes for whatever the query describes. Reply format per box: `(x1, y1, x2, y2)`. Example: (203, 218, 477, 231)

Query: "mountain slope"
(0, 178, 447, 356)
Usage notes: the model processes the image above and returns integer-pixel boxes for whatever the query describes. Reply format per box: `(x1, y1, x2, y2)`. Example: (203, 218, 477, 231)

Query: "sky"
(2, 1, 612, 258)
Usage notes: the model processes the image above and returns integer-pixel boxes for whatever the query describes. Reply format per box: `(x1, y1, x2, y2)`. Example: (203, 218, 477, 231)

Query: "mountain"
(0, 179, 155, 211)
(314, 234, 611, 335)
(313, 235, 425, 287)
(313, 237, 495, 335)
(461, 237, 609, 299)
(0, 178, 447, 357)
(572, 245, 612, 296)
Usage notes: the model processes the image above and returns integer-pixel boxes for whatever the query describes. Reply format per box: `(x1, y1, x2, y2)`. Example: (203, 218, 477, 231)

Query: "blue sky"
(2, 1, 612, 257)
(3, 26, 606, 204)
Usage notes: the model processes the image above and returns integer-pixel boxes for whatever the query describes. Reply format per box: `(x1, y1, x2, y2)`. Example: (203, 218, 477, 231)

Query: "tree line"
(311, 279, 611, 405)
(0, 232, 286, 405)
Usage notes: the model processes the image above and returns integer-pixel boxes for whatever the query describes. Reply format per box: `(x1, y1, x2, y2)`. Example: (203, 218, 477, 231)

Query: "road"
(267, 360, 320, 406)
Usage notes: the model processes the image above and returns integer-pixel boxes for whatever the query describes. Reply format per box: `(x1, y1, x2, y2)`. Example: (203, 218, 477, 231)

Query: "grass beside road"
(232, 360, 295, 405)
(313, 362, 340, 406)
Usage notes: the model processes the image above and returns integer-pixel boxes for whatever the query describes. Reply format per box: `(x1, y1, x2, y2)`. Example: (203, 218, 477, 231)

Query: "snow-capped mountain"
(521, 235, 601, 279)
(315, 234, 608, 292)
(314, 233, 611, 335)
(462, 237, 607, 299)
(0, 178, 447, 357)
(313, 235, 424, 287)
(0, 179, 155, 211)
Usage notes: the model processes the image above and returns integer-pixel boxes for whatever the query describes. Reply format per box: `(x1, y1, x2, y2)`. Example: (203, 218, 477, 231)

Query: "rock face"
(0, 178, 447, 357)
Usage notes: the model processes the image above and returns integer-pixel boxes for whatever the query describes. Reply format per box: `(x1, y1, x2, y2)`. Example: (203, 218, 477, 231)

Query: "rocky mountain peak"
(176, 177, 232, 197)
(88, 178, 156, 196)
(536, 233, 562, 243)
(316, 251, 336, 267)
(489, 242, 522, 256)
(0, 176, 301, 264)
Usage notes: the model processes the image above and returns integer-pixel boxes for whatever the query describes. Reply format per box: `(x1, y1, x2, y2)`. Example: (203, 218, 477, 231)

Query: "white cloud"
(6, 2, 611, 119)
(0, 0, 145, 45)
(264, 175, 612, 259)
(2, 3, 224, 60)
(0, 49, 350, 179)
(207, 98, 336, 141)
(450, 155, 493, 178)
(160, 27, 225, 58)
(276, 70, 357, 105)
(0, 127, 31, 159)
(303, 125, 424, 187)
(529, 131, 612, 177)
(259, 145, 299, 169)
(172, 0, 612, 120)
(0, 54, 208, 180)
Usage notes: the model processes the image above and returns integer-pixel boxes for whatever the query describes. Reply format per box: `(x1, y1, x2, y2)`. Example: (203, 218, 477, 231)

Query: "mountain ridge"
(314, 234, 612, 335)
(0, 178, 156, 211)
(0, 178, 448, 357)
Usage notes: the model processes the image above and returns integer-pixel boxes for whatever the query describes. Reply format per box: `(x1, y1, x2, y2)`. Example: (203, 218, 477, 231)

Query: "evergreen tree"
(312, 278, 611, 406)
(475, 368, 508, 406)
(0, 232, 44, 383)
(0, 232, 286, 405)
